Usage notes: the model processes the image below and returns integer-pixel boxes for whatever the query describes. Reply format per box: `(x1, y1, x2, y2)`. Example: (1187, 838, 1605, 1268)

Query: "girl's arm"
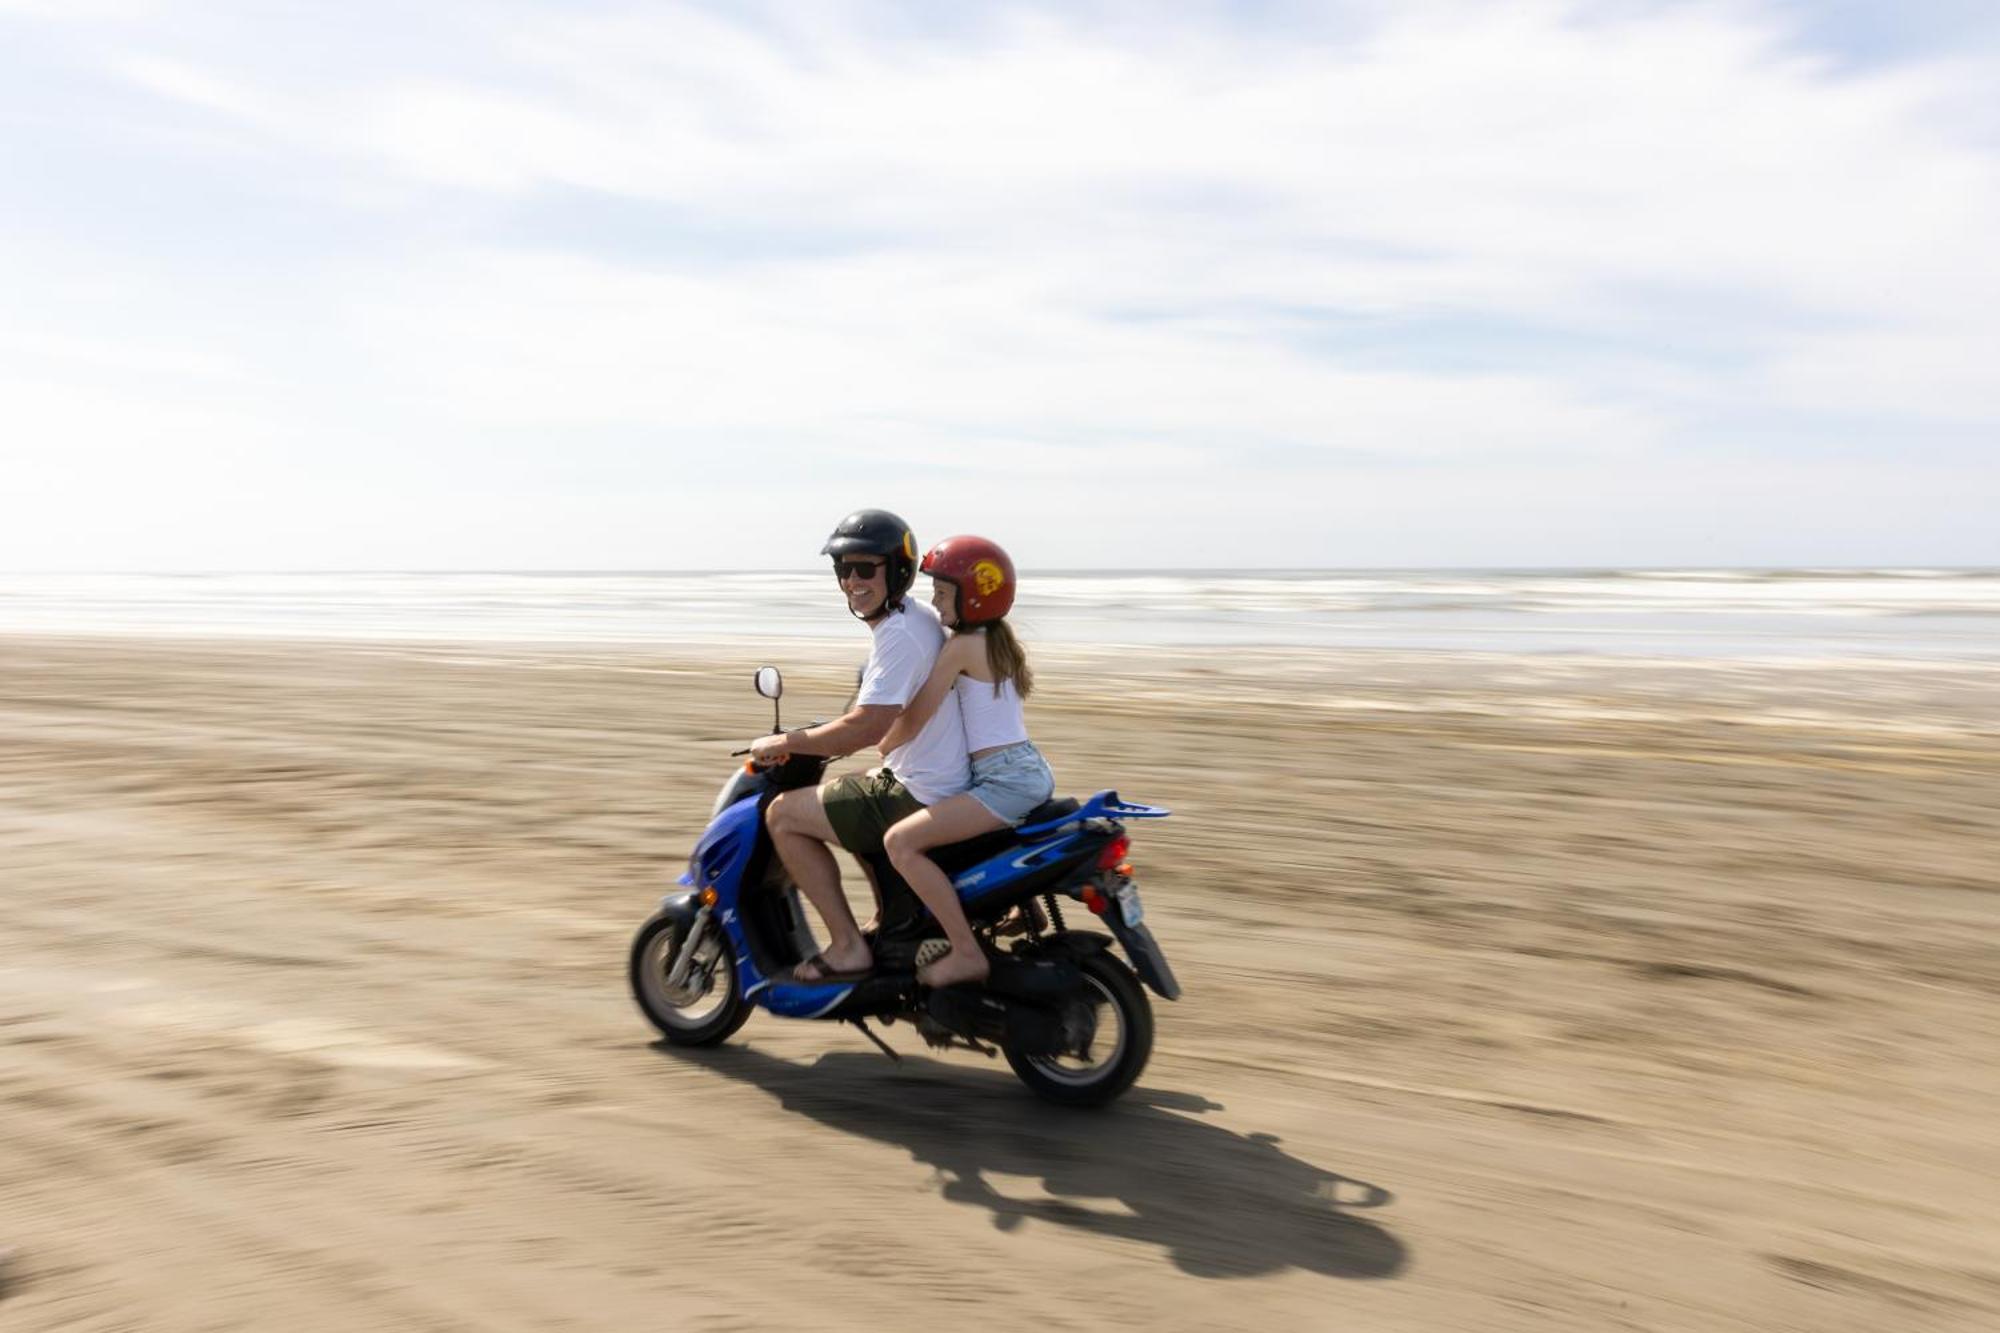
(880, 636, 975, 752)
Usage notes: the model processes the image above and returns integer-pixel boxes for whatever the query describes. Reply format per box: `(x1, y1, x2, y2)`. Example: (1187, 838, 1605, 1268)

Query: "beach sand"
(3, 635, 1998, 1331)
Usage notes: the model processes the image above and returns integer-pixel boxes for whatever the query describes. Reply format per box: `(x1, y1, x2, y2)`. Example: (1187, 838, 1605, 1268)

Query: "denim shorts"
(966, 742, 1056, 825)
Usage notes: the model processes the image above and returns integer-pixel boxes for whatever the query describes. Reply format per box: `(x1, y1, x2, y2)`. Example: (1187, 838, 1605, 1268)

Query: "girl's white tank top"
(954, 674, 1030, 753)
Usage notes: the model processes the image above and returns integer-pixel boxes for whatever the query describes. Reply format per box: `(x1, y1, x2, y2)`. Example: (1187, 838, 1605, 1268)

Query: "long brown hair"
(973, 617, 1032, 700)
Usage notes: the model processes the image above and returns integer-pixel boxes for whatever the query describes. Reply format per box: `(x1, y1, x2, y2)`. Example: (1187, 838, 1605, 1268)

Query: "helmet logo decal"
(971, 560, 1006, 597)
(902, 531, 916, 560)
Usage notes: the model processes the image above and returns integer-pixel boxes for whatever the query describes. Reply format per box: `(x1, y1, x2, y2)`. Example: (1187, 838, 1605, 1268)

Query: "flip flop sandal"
(916, 941, 992, 990)
(792, 952, 872, 985)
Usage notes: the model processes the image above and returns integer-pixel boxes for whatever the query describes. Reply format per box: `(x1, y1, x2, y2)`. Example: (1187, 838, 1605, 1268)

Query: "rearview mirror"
(753, 665, 784, 735)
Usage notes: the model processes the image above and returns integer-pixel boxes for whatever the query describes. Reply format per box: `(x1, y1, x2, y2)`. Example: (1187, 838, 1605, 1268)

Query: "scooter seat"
(1020, 796, 1082, 826)
(928, 797, 1081, 876)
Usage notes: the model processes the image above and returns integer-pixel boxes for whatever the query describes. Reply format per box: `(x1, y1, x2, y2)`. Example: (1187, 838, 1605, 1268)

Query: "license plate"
(1115, 882, 1144, 927)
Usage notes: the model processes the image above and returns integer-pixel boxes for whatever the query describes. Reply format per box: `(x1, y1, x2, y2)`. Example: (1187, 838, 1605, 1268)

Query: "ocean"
(2, 569, 1997, 659)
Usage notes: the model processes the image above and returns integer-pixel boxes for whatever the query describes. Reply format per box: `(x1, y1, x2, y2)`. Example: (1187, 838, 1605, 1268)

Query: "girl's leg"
(883, 794, 1007, 986)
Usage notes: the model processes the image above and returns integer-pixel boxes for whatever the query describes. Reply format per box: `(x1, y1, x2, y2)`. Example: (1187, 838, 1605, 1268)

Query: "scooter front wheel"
(629, 913, 749, 1046)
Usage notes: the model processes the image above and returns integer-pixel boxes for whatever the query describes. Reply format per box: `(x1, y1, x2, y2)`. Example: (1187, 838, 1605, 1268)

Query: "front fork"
(662, 902, 713, 992)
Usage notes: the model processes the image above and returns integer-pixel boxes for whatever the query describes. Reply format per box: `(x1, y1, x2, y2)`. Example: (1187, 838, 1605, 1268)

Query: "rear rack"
(1018, 789, 1170, 837)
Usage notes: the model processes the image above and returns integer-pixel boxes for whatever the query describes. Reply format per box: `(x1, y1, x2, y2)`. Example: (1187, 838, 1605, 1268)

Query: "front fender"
(653, 888, 702, 924)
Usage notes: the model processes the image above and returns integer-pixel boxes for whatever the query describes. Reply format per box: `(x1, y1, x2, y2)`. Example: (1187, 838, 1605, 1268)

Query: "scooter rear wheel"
(629, 913, 749, 1046)
(1004, 950, 1152, 1107)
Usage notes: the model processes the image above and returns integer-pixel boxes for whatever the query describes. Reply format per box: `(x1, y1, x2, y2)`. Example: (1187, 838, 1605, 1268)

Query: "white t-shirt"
(857, 599, 970, 806)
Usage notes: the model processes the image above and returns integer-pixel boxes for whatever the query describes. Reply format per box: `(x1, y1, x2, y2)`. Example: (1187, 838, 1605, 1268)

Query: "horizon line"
(6, 565, 1996, 577)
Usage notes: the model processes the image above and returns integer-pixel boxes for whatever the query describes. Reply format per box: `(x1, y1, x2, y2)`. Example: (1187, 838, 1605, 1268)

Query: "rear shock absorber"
(1041, 892, 1066, 934)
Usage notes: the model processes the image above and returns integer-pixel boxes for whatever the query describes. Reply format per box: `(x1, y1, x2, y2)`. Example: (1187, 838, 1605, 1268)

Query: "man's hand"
(748, 732, 794, 766)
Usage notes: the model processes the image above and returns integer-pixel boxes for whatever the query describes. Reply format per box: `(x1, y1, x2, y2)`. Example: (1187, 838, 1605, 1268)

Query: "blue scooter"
(629, 666, 1180, 1106)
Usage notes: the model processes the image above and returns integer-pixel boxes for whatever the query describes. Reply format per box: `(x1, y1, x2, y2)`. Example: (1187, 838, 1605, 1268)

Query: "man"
(748, 509, 969, 982)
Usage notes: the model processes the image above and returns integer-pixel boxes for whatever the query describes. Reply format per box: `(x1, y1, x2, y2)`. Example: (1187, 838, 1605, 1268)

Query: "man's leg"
(765, 787, 870, 976)
(855, 858, 886, 935)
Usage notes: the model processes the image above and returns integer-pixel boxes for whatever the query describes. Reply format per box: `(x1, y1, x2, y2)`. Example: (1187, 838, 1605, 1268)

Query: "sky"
(2, 0, 1996, 571)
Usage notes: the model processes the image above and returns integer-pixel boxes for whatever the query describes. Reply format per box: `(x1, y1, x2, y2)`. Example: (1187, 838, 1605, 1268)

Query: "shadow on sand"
(654, 1043, 1407, 1280)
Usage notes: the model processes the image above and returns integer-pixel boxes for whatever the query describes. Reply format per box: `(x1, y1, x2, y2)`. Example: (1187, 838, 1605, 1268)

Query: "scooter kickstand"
(849, 1017, 901, 1063)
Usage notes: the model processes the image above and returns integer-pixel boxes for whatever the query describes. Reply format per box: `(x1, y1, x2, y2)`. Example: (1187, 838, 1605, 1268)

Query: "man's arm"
(753, 704, 899, 763)
(789, 704, 900, 757)
(750, 622, 928, 765)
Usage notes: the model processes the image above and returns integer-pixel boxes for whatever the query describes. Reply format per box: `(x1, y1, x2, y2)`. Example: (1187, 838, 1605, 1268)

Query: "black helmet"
(821, 509, 918, 607)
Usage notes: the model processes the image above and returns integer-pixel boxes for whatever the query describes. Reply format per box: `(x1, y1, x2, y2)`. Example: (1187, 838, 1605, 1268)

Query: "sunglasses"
(833, 559, 886, 581)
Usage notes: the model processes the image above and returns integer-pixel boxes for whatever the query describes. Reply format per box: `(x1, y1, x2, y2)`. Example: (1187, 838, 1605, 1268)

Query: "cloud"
(108, 51, 263, 118)
(327, 246, 1658, 470)
(3, 1, 1996, 567)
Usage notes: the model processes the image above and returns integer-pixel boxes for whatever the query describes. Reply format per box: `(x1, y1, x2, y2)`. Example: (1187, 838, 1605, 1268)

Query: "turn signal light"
(1080, 886, 1110, 916)
(1115, 863, 1133, 877)
(698, 887, 719, 907)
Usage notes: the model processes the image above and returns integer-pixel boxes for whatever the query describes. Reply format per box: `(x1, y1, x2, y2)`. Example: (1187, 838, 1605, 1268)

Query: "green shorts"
(820, 769, 925, 858)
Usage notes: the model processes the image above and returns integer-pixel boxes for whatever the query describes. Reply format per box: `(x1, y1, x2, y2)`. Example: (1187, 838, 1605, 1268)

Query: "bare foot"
(917, 945, 990, 988)
(994, 901, 1048, 938)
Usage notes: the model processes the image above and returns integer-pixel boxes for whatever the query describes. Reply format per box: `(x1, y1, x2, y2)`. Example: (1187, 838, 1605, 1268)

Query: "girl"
(880, 535, 1054, 987)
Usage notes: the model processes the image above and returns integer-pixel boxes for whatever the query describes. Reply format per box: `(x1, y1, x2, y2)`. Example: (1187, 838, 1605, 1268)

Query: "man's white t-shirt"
(856, 599, 970, 806)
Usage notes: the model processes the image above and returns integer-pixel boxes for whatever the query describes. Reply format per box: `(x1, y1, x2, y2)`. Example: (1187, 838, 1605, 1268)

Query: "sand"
(3, 635, 1998, 1332)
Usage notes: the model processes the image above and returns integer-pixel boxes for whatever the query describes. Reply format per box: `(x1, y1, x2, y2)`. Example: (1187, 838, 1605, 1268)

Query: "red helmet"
(920, 535, 1016, 624)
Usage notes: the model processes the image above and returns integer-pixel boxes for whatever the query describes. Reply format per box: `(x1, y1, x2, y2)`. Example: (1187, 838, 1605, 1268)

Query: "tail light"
(1095, 834, 1131, 871)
